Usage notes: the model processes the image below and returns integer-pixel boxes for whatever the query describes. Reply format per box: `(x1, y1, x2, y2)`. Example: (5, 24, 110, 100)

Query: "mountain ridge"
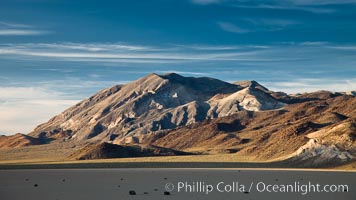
(27, 73, 280, 143)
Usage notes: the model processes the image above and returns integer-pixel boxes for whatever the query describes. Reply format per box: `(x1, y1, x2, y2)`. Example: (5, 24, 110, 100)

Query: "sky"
(0, 0, 356, 135)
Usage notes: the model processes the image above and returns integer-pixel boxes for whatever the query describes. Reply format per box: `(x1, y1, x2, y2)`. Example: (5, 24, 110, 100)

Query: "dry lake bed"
(0, 168, 355, 200)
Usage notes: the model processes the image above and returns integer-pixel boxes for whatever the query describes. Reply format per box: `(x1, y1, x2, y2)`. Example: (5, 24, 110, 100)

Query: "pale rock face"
(172, 92, 178, 98)
(60, 119, 75, 129)
(346, 91, 356, 96)
(236, 88, 285, 111)
(28, 73, 285, 143)
(108, 117, 123, 129)
(207, 87, 284, 117)
(89, 113, 100, 125)
(294, 139, 353, 162)
(149, 100, 164, 110)
(208, 97, 240, 118)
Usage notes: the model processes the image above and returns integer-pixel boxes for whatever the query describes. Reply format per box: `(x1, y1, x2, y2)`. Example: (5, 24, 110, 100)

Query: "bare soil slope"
(0, 133, 41, 149)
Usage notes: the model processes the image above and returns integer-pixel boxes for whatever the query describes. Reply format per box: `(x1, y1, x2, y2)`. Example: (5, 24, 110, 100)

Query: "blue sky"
(0, 0, 356, 134)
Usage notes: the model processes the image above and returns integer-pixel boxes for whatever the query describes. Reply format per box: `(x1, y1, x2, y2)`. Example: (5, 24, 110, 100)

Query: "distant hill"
(66, 142, 192, 160)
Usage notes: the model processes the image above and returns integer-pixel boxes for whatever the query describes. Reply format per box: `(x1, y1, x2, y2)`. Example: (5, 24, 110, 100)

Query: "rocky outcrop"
(288, 139, 354, 167)
(66, 142, 192, 160)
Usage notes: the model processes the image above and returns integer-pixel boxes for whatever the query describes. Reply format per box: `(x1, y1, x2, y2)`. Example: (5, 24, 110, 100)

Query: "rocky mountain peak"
(26, 73, 285, 144)
(234, 80, 269, 93)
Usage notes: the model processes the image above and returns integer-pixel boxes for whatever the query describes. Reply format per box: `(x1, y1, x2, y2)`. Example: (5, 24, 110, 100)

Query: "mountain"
(27, 73, 284, 144)
(0, 73, 355, 167)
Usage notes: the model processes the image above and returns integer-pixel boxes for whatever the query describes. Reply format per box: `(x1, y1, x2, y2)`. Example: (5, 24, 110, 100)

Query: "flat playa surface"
(0, 168, 355, 200)
(0, 155, 355, 171)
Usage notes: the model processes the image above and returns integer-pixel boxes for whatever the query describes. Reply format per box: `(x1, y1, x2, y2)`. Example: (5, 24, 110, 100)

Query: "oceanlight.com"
(164, 181, 349, 195)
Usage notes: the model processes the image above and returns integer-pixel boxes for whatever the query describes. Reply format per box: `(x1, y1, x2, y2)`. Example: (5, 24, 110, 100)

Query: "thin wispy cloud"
(0, 21, 32, 28)
(173, 44, 242, 50)
(217, 18, 300, 34)
(246, 18, 300, 27)
(34, 43, 153, 51)
(238, 18, 301, 32)
(1, 42, 356, 65)
(192, 0, 356, 5)
(0, 29, 49, 36)
(192, 0, 356, 13)
(217, 22, 251, 34)
(327, 45, 356, 51)
(0, 21, 50, 36)
(234, 4, 335, 13)
(286, 0, 356, 5)
(265, 78, 356, 94)
(191, 0, 223, 5)
(0, 43, 279, 63)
